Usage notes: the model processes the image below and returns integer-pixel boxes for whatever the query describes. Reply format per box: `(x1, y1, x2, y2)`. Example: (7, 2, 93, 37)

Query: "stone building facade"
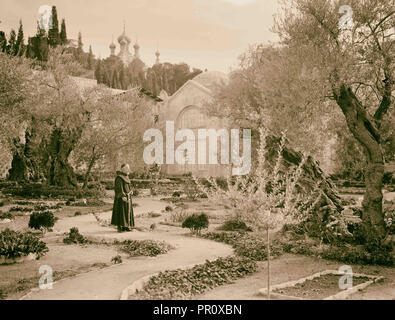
(158, 71, 231, 177)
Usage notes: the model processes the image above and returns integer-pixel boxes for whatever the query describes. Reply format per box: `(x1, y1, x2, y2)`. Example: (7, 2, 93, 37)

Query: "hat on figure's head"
(121, 163, 130, 174)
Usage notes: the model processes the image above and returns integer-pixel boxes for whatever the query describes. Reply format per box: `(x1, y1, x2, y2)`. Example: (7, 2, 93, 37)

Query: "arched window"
(176, 106, 207, 130)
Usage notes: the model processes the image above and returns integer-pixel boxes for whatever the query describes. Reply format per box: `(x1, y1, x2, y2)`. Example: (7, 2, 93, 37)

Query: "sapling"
(194, 128, 321, 299)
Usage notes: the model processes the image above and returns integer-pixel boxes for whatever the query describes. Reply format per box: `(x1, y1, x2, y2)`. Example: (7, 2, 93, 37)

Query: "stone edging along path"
(258, 269, 384, 300)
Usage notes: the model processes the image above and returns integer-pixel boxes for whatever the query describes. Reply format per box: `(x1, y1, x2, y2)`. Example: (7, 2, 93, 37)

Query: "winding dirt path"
(20, 199, 233, 300)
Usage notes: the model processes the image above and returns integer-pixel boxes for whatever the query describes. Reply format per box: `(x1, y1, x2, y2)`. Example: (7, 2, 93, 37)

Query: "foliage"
(33, 203, 62, 211)
(172, 191, 181, 197)
(63, 227, 89, 244)
(133, 256, 257, 300)
(119, 240, 173, 257)
(71, 88, 153, 186)
(279, 234, 394, 267)
(0, 228, 48, 259)
(0, 211, 13, 220)
(165, 205, 173, 212)
(194, 129, 323, 233)
(111, 255, 122, 264)
(2, 183, 104, 199)
(9, 206, 32, 213)
(217, 219, 252, 232)
(274, 0, 394, 242)
(167, 208, 190, 223)
(28, 211, 56, 231)
(182, 213, 209, 235)
(202, 231, 283, 261)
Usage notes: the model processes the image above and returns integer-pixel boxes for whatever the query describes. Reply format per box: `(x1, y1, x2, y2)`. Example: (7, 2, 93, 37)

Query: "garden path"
(20, 198, 233, 300)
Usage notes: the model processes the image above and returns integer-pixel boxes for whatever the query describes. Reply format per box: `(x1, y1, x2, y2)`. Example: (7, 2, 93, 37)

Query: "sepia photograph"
(0, 0, 394, 311)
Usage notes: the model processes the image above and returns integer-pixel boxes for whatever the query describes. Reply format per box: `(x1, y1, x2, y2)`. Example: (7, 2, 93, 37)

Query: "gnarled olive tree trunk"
(334, 85, 386, 243)
(8, 121, 43, 182)
(47, 127, 80, 187)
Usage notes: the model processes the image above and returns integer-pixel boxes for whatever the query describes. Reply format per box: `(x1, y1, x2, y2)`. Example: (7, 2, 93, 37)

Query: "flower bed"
(130, 256, 257, 300)
(119, 240, 173, 257)
(259, 270, 383, 300)
(0, 229, 48, 262)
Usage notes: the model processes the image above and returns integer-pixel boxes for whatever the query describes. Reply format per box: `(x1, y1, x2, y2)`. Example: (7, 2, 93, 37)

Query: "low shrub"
(279, 235, 394, 266)
(202, 231, 283, 261)
(74, 211, 82, 216)
(63, 227, 90, 244)
(0, 199, 10, 207)
(133, 256, 257, 299)
(34, 203, 62, 211)
(28, 211, 56, 231)
(217, 219, 252, 232)
(9, 206, 32, 213)
(147, 212, 161, 218)
(172, 191, 181, 198)
(111, 255, 123, 264)
(0, 229, 48, 260)
(0, 210, 13, 220)
(2, 184, 105, 199)
(165, 205, 173, 212)
(12, 200, 36, 206)
(182, 213, 209, 235)
(167, 208, 190, 223)
(119, 240, 173, 257)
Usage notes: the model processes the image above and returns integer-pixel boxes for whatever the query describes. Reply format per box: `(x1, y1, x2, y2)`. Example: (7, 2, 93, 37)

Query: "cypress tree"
(31, 22, 49, 61)
(77, 31, 83, 53)
(15, 20, 25, 56)
(95, 59, 102, 83)
(48, 6, 60, 47)
(0, 31, 7, 52)
(60, 18, 67, 45)
(87, 45, 94, 69)
(7, 29, 16, 55)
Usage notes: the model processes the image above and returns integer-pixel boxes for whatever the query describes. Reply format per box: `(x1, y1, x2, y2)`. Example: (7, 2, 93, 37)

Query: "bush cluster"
(133, 256, 257, 300)
(0, 229, 48, 259)
(9, 206, 32, 213)
(202, 231, 283, 261)
(63, 227, 90, 244)
(2, 184, 104, 199)
(34, 203, 62, 211)
(0, 210, 13, 220)
(182, 213, 209, 235)
(28, 211, 56, 231)
(217, 219, 252, 232)
(278, 232, 394, 267)
(120, 240, 173, 257)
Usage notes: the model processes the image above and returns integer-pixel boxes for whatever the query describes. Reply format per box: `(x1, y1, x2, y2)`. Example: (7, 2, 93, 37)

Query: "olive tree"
(273, 0, 394, 243)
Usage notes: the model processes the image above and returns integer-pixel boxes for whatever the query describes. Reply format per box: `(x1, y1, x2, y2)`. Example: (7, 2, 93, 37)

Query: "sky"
(0, 0, 281, 72)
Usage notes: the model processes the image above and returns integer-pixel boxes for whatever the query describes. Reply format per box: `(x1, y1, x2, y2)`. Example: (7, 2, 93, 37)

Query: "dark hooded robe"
(111, 171, 135, 229)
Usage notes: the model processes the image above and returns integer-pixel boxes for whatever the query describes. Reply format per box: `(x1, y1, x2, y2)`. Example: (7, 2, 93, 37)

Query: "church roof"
(192, 71, 228, 92)
(118, 30, 131, 44)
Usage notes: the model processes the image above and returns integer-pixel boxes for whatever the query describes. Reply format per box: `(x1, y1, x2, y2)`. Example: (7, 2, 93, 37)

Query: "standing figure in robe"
(111, 164, 135, 232)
